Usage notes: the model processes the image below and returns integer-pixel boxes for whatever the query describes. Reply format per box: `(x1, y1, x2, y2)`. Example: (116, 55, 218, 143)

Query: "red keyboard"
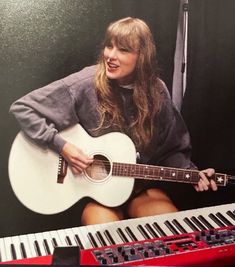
(1, 225, 235, 266)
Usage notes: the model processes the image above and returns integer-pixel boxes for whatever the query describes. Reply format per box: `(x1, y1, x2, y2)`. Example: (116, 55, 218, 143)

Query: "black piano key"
(216, 212, 233, 226)
(164, 220, 179, 235)
(137, 225, 151, 240)
(52, 238, 58, 248)
(145, 223, 159, 238)
(125, 227, 138, 241)
(197, 215, 214, 229)
(10, 244, 17, 260)
(74, 234, 84, 249)
(190, 216, 207, 230)
(172, 219, 187, 233)
(208, 213, 225, 227)
(104, 230, 116, 245)
(43, 239, 51, 255)
(183, 217, 199, 232)
(226, 210, 235, 221)
(116, 228, 129, 243)
(152, 222, 167, 237)
(87, 233, 98, 248)
(96, 231, 107, 247)
(65, 236, 72, 246)
(34, 241, 42, 256)
(20, 242, 27, 258)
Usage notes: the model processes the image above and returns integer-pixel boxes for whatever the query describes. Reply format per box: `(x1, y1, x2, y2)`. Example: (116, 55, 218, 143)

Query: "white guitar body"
(8, 125, 136, 215)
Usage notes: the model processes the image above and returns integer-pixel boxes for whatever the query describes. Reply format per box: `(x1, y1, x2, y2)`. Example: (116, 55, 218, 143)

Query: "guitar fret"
(112, 163, 228, 187)
(191, 172, 200, 183)
(159, 167, 164, 180)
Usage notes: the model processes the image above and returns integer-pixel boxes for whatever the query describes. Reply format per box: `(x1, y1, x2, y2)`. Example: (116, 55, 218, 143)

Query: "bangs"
(104, 24, 140, 52)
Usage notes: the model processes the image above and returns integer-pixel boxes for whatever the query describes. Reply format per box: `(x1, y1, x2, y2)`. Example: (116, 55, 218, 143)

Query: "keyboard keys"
(0, 202, 234, 263)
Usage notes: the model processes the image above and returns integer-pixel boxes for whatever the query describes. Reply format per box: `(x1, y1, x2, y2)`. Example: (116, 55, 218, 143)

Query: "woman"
(10, 17, 217, 225)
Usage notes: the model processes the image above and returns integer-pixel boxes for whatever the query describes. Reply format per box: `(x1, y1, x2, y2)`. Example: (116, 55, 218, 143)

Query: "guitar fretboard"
(112, 163, 227, 186)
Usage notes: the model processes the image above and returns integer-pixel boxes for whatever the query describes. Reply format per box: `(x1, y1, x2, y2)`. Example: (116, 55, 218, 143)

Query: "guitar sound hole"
(85, 154, 111, 182)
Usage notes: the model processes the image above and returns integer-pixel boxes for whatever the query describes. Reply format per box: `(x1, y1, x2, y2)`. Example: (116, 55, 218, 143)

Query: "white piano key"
(94, 223, 121, 246)
(0, 238, 7, 262)
(216, 211, 235, 225)
(78, 225, 100, 247)
(122, 217, 151, 241)
(149, 215, 175, 236)
(192, 209, 222, 229)
(97, 222, 123, 245)
(126, 225, 145, 241)
(48, 230, 63, 247)
(170, 213, 198, 233)
(41, 232, 54, 255)
(11, 236, 23, 260)
(88, 224, 107, 247)
(34, 233, 48, 256)
(169, 215, 192, 233)
(199, 205, 230, 228)
(3, 237, 14, 261)
(64, 228, 78, 246)
(71, 226, 93, 249)
(88, 222, 121, 247)
(19, 235, 34, 258)
(56, 229, 72, 247)
(113, 222, 132, 243)
(182, 210, 214, 232)
(68, 228, 84, 249)
(70, 227, 84, 248)
(26, 233, 41, 257)
(214, 208, 235, 225)
(82, 226, 100, 248)
(226, 209, 235, 222)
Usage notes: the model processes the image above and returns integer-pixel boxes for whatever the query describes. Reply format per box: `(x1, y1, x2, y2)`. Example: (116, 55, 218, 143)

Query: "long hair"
(95, 17, 163, 150)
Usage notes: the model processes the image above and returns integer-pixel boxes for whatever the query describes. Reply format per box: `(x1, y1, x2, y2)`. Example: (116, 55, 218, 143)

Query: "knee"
(145, 188, 178, 213)
(127, 189, 178, 218)
(145, 188, 172, 201)
(81, 202, 124, 225)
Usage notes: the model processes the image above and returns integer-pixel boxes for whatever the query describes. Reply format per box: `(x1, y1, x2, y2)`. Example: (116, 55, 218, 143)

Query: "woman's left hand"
(194, 168, 218, 192)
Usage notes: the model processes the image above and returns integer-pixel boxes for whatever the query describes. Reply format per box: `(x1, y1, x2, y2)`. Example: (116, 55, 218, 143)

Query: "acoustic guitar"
(8, 124, 235, 214)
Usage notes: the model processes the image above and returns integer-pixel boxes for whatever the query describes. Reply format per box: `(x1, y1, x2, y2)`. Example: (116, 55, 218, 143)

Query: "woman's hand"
(61, 142, 93, 175)
(194, 168, 218, 192)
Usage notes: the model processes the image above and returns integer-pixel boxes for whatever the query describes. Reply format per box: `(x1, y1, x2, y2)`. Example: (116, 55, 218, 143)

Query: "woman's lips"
(107, 62, 119, 69)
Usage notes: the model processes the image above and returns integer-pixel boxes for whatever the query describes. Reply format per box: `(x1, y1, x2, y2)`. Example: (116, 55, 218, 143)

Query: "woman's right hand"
(61, 142, 93, 175)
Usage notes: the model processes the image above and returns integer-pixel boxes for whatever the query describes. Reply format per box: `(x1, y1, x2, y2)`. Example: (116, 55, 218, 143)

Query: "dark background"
(0, 0, 234, 238)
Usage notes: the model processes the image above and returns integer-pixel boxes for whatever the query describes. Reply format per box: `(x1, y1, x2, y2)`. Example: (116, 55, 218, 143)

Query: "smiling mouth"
(107, 62, 119, 69)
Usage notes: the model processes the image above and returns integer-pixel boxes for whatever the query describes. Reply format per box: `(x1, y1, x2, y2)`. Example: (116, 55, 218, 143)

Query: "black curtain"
(181, 0, 235, 207)
(0, 0, 179, 237)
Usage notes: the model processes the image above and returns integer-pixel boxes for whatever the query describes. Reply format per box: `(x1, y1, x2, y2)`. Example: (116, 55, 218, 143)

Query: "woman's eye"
(105, 45, 113, 49)
(119, 48, 129, 52)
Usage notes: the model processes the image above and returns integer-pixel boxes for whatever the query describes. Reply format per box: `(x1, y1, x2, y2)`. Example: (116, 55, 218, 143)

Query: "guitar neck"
(112, 162, 231, 187)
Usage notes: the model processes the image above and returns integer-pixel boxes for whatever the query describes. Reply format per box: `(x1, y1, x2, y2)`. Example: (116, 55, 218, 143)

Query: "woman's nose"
(108, 48, 117, 59)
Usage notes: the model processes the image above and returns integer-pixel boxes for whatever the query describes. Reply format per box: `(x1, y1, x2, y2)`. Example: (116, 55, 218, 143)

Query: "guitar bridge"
(57, 155, 68, 183)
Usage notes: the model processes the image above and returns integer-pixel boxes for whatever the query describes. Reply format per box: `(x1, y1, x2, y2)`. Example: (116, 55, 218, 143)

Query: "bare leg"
(127, 188, 178, 218)
(81, 202, 124, 225)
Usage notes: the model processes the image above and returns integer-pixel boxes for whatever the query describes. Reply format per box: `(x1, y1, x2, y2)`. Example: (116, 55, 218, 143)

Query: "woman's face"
(104, 41, 138, 85)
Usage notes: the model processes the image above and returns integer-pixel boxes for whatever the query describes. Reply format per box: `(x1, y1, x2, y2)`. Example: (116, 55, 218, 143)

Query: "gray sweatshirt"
(10, 65, 196, 168)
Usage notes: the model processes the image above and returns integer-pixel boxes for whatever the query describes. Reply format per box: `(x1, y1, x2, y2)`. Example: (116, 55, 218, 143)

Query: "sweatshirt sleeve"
(152, 83, 197, 170)
(9, 79, 79, 153)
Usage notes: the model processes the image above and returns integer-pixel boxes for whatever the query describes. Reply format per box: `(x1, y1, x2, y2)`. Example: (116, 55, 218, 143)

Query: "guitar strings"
(86, 159, 201, 182)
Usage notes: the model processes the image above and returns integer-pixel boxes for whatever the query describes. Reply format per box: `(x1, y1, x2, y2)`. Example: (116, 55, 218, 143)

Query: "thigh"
(126, 188, 178, 218)
(81, 201, 124, 225)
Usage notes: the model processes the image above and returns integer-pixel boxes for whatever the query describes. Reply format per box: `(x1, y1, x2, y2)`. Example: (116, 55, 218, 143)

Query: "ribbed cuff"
(49, 133, 66, 154)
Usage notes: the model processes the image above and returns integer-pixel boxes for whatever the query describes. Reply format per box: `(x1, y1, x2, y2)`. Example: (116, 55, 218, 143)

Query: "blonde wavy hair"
(95, 17, 163, 150)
